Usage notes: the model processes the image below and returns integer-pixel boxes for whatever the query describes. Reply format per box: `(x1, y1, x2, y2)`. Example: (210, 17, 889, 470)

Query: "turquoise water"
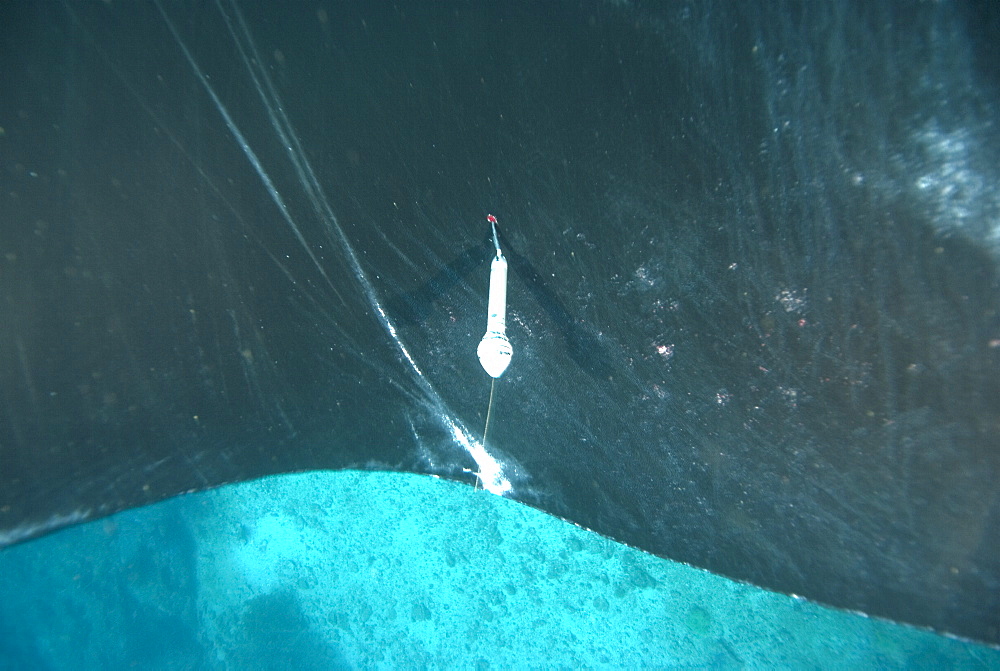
(1, 471, 996, 669)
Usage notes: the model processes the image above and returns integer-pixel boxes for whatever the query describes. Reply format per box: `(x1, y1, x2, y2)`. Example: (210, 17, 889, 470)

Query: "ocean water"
(1, 471, 996, 669)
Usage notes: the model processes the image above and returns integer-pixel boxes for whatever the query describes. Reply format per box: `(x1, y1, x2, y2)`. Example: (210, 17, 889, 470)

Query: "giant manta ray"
(1, 0, 997, 644)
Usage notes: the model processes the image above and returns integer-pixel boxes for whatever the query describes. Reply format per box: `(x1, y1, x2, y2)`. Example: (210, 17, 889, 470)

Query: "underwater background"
(2, 471, 998, 668)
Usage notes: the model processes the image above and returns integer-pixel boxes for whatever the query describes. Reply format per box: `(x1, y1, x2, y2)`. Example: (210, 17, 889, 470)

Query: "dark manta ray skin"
(2, 0, 999, 644)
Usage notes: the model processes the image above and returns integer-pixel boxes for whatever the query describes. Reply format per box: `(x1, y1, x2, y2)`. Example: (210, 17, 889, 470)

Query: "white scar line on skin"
(157, 0, 513, 493)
